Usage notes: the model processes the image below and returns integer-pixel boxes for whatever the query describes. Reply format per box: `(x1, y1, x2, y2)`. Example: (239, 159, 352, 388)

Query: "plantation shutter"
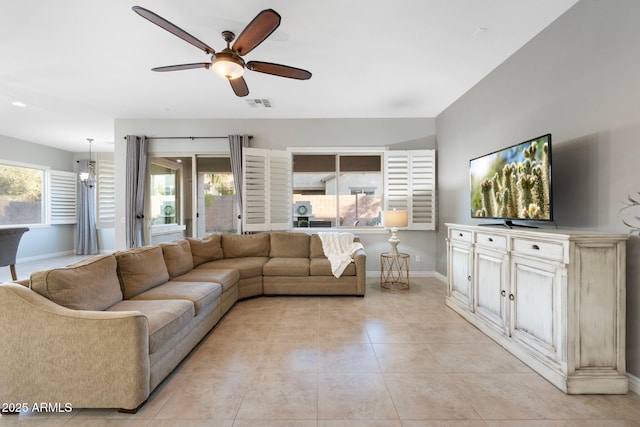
(384, 149, 436, 230)
(97, 156, 115, 226)
(49, 170, 77, 224)
(268, 150, 292, 230)
(242, 147, 291, 232)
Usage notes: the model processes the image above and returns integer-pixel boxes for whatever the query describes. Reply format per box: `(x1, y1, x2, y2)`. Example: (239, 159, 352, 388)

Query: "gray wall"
(436, 0, 640, 376)
(0, 135, 76, 260)
(114, 118, 437, 273)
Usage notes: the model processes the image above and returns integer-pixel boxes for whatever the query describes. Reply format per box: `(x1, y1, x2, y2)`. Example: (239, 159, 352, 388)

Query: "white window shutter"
(49, 170, 77, 224)
(384, 149, 436, 230)
(243, 148, 267, 232)
(268, 150, 292, 230)
(242, 147, 291, 232)
(97, 156, 115, 226)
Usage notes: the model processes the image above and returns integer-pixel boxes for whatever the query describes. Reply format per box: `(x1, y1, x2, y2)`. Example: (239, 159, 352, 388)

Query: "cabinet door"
(449, 241, 473, 310)
(474, 247, 508, 335)
(510, 255, 564, 366)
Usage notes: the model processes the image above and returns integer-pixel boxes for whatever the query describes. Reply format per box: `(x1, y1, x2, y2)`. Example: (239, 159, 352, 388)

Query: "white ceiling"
(0, 0, 579, 152)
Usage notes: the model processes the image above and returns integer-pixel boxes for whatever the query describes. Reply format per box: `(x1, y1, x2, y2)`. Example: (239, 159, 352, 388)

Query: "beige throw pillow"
(160, 239, 194, 278)
(186, 235, 223, 266)
(115, 246, 170, 299)
(221, 233, 270, 259)
(30, 255, 123, 311)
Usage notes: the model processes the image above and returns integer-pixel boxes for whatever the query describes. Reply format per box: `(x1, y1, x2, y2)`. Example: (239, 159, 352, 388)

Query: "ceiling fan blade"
(247, 61, 312, 80)
(152, 63, 211, 72)
(229, 77, 249, 97)
(232, 9, 281, 56)
(132, 6, 215, 55)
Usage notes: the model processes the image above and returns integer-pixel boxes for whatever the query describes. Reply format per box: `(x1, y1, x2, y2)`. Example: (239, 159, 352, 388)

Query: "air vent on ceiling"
(246, 99, 272, 108)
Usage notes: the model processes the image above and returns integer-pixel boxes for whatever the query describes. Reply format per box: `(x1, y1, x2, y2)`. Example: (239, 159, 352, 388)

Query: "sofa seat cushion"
(131, 281, 221, 316)
(30, 255, 122, 311)
(310, 258, 356, 276)
(263, 258, 310, 277)
(197, 257, 268, 279)
(171, 269, 239, 293)
(115, 246, 170, 299)
(160, 239, 194, 278)
(107, 299, 194, 354)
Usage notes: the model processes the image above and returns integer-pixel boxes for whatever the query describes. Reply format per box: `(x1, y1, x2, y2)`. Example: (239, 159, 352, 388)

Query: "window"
(242, 148, 436, 232)
(196, 157, 238, 234)
(292, 154, 383, 228)
(0, 162, 45, 226)
(150, 160, 181, 226)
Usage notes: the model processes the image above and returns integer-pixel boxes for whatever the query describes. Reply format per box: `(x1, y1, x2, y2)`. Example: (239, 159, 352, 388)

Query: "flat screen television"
(470, 134, 552, 228)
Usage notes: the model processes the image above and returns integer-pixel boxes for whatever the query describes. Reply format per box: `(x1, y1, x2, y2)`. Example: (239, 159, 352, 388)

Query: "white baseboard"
(629, 372, 640, 395)
(433, 271, 447, 283)
(16, 250, 75, 264)
(366, 270, 446, 283)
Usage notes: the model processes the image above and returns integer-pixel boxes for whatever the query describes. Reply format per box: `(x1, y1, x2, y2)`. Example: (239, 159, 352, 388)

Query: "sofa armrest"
(0, 284, 150, 411)
(353, 248, 367, 295)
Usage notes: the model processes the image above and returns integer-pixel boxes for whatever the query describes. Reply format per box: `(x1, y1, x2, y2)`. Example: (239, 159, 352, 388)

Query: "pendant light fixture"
(79, 138, 96, 188)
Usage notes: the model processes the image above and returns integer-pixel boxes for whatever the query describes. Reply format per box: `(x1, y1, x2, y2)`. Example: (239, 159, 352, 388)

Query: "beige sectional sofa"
(0, 232, 365, 413)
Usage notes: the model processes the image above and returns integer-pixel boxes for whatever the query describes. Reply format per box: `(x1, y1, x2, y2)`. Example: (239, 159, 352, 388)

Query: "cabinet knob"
(488, 237, 493, 242)
(509, 294, 515, 301)
(459, 233, 463, 237)
(531, 244, 540, 250)
(501, 290, 506, 297)
(467, 275, 471, 281)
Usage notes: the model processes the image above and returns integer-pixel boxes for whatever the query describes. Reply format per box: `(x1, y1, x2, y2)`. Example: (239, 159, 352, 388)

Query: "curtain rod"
(122, 136, 253, 140)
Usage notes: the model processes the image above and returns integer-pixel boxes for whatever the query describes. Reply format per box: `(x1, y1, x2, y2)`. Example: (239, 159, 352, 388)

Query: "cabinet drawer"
(476, 233, 507, 251)
(450, 229, 472, 243)
(512, 237, 564, 261)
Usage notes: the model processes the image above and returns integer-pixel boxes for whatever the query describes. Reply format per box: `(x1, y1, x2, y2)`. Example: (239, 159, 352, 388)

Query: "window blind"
(49, 170, 77, 224)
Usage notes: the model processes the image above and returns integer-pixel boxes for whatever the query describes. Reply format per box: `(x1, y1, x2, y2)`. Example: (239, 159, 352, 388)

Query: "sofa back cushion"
(310, 234, 360, 258)
(186, 235, 223, 267)
(310, 234, 326, 258)
(30, 254, 122, 311)
(270, 232, 310, 258)
(115, 246, 170, 299)
(160, 239, 193, 278)
(221, 233, 270, 258)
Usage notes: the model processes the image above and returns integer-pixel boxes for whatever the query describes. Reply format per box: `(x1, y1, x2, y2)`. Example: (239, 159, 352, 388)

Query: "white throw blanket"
(318, 232, 364, 278)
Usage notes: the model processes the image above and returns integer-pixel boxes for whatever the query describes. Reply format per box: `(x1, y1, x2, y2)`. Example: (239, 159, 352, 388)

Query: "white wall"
(114, 117, 437, 273)
(436, 0, 640, 376)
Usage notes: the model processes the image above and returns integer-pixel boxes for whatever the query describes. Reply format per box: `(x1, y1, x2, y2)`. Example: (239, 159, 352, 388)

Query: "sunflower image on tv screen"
(470, 135, 551, 220)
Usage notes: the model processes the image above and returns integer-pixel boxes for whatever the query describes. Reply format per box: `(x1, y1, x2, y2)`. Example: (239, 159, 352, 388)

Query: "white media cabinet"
(445, 223, 628, 394)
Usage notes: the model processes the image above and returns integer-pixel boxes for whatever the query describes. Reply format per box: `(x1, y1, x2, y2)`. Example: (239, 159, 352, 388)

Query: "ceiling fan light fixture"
(211, 52, 245, 80)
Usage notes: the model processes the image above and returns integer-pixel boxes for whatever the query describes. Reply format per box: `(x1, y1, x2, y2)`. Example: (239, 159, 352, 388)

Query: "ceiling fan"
(132, 6, 312, 97)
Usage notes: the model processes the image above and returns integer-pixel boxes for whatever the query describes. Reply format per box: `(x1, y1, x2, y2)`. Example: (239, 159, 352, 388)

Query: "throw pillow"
(30, 254, 123, 311)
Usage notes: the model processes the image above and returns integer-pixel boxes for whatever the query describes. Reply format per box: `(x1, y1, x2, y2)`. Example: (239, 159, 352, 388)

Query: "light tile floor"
(2, 260, 640, 426)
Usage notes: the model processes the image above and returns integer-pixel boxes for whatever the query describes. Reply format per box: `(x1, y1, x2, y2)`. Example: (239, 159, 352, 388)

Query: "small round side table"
(380, 252, 410, 290)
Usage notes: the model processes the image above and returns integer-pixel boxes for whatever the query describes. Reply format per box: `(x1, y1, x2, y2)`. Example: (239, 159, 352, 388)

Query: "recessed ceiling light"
(473, 27, 488, 38)
(12, 101, 27, 107)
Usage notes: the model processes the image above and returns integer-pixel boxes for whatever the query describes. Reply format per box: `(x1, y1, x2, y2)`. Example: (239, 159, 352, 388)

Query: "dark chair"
(0, 227, 29, 281)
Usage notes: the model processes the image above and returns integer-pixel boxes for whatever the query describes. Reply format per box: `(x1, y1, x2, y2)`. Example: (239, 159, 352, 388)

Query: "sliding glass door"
(195, 156, 238, 238)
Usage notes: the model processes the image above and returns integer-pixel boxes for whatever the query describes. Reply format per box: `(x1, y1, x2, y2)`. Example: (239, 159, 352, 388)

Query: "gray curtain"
(228, 134, 249, 234)
(75, 159, 98, 255)
(125, 135, 148, 248)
